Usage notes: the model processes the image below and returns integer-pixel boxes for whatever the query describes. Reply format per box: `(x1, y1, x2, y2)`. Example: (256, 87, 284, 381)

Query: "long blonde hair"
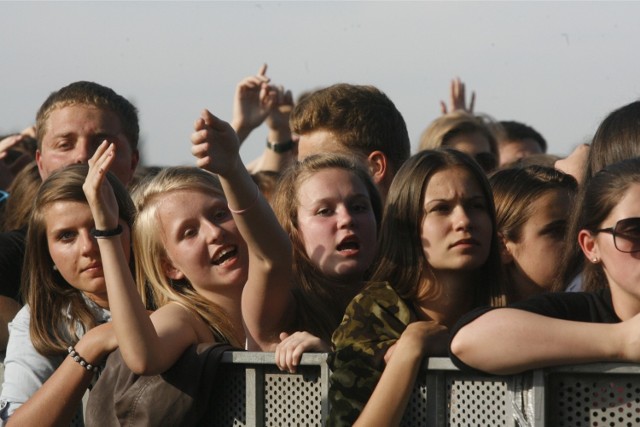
(24, 164, 135, 356)
(131, 166, 241, 347)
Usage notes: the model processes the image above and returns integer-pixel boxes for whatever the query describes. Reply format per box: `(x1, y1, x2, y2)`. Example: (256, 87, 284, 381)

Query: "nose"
(453, 206, 473, 231)
(337, 206, 355, 229)
(203, 220, 224, 243)
(80, 230, 100, 256)
(73, 141, 91, 164)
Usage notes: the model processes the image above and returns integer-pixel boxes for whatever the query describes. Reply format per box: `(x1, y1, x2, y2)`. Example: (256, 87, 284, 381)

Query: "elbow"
(122, 353, 161, 376)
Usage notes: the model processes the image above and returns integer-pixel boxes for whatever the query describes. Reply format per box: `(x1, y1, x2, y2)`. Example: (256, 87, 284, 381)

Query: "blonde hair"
(131, 166, 241, 347)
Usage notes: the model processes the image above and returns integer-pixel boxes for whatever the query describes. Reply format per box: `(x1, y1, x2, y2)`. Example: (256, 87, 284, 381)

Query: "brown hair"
(370, 149, 505, 308)
(490, 165, 577, 243)
(0, 162, 42, 232)
(559, 158, 640, 292)
(271, 153, 382, 342)
(36, 81, 139, 151)
(290, 83, 410, 176)
(24, 164, 135, 356)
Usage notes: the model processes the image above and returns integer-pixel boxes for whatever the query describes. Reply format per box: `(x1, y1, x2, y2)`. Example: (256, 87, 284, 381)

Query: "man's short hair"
(290, 84, 410, 175)
(35, 81, 139, 150)
(498, 120, 547, 153)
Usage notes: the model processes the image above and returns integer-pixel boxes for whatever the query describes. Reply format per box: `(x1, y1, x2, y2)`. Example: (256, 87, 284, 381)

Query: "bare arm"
(354, 321, 448, 427)
(450, 308, 631, 375)
(6, 323, 116, 427)
(191, 110, 294, 350)
(83, 142, 200, 374)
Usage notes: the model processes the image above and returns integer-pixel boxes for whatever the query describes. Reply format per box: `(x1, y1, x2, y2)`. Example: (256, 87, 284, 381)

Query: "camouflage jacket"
(328, 281, 417, 426)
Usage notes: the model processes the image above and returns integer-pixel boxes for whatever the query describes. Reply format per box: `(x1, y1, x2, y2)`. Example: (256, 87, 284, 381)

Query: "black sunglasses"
(594, 217, 640, 253)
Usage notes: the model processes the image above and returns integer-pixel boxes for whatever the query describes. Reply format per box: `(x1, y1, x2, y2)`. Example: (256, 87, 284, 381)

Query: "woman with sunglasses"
(450, 157, 640, 374)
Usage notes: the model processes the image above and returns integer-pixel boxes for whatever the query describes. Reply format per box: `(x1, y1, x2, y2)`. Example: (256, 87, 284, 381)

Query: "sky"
(2, 1, 640, 167)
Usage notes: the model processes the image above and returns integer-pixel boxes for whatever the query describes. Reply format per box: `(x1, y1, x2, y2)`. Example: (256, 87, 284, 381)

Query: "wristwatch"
(266, 139, 295, 154)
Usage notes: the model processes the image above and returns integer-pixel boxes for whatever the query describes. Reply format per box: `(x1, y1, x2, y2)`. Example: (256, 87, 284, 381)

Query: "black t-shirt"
(0, 227, 26, 301)
(449, 289, 620, 373)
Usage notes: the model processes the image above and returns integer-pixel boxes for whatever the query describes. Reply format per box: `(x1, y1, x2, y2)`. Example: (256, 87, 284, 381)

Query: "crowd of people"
(0, 67, 639, 426)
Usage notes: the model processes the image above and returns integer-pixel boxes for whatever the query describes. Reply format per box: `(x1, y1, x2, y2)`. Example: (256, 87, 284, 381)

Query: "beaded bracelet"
(68, 345, 100, 373)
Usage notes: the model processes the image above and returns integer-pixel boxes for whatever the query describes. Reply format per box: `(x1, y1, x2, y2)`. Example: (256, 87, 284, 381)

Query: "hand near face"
(191, 109, 242, 177)
(275, 331, 330, 374)
(82, 141, 120, 231)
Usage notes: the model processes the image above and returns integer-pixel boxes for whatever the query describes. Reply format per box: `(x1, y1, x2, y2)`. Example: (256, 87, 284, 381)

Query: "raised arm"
(83, 142, 200, 374)
(440, 77, 476, 115)
(191, 110, 294, 350)
(231, 64, 274, 143)
(449, 308, 636, 375)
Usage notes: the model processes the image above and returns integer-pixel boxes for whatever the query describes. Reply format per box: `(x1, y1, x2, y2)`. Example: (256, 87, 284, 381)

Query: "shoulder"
(332, 282, 414, 350)
(150, 302, 211, 342)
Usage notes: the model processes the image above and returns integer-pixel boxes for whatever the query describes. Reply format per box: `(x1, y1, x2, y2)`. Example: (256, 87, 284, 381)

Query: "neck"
(201, 288, 245, 345)
(415, 270, 475, 328)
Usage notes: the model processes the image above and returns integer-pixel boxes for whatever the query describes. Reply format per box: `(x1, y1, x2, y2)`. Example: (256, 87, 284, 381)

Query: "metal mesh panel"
(401, 378, 429, 426)
(211, 364, 247, 426)
(548, 374, 640, 427)
(263, 365, 323, 426)
(447, 376, 509, 426)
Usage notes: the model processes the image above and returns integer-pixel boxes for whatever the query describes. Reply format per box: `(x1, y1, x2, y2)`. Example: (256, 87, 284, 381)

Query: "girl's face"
(158, 189, 248, 300)
(504, 188, 571, 292)
(45, 200, 131, 308)
(584, 183, 640, 318)
(296, 168, 377, 282)
(421, 167, 492, 272)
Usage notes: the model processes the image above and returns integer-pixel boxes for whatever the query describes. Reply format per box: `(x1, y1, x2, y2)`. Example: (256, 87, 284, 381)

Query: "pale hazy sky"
(2, 1, 640, 167)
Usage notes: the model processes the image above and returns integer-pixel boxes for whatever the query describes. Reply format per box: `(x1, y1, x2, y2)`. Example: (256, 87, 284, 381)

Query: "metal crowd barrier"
(209, 352, 640, 427)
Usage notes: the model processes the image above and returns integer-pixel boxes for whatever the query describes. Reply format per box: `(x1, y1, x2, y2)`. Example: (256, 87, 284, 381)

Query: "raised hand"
(231, 64, 276, 142)
(191, 109, 242, 177)
(440, 77, 476, 114)
(266, 85, 294, 134)
(82, 141, 119, 230)
(275, 331, 330, 374)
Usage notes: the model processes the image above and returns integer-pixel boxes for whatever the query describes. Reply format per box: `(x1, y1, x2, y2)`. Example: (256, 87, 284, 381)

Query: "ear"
(498, 233, 515, 265)
(127, 149, 140, 186)
(366, 150, 388, 186)
(578, 229, 599, 263)
(35, 150, 47, 180)
(161, 258, 185, 281)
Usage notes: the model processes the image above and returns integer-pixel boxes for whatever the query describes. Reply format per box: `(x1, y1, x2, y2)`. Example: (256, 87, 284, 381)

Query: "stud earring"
(592, 258, 599, 263)
(53, 264, 58, 271)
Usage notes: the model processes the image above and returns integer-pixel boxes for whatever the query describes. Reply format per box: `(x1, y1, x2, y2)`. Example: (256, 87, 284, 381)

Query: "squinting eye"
(316, 208, 332, 216)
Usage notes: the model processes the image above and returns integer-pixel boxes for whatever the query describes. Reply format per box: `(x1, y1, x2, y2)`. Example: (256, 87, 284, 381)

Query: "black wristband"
(266, 139, 295, 154)
(91, 224, 123, 238)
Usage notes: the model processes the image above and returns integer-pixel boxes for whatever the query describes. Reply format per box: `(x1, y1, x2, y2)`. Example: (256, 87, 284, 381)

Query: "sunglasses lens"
(614, 218, 640, 253)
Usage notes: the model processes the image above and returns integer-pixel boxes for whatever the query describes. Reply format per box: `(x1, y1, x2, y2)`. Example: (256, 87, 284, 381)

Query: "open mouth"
(337, 238, 360, 252)
(212, 247, 238, 265)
